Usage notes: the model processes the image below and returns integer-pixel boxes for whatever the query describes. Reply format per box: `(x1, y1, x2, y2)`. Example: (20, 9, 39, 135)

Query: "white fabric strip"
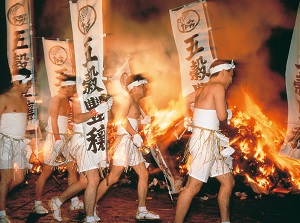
(11, 75, 32, 83)
(209, 60, 235, 75)
(61, 80, 76, 86)
(127, 79, 148, 91)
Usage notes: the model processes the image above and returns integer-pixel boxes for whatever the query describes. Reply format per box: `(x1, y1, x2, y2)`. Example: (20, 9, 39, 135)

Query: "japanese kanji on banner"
(169, 0, 215, 97)
(42, 38, 75, 97)
(70, 0, 108, 166)
(279, 4, 300, 160)
(5, 0, 35, 120)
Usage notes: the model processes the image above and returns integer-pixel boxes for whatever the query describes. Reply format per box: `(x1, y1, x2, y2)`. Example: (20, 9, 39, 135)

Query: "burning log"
(222, 93, 300, 194)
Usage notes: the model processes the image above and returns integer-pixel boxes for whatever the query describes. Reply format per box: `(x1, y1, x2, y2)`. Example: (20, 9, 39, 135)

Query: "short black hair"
(13, 68, 32, 78)
(63, 74, 76, 82)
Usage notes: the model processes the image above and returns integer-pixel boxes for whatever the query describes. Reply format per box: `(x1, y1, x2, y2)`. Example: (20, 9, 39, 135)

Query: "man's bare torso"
(0, 92, 28, 116)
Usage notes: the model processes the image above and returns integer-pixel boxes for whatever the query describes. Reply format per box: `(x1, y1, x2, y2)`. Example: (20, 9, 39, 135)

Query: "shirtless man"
(174, 60, 236, 223)
(48, 93, 112, 223)
(95, 74, 160, 220)
(33, 75, 84, 215)
(0, 68, 33, 223)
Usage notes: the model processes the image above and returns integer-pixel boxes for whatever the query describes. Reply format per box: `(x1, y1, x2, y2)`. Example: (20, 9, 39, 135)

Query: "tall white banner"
(42, 38, 75, 97)
(109, 59, 131, 100)
(70, 0, 108, 160)
(280, 4, 300, 159)
(6, 0, 35, 120)
(169, 0, 215, 97)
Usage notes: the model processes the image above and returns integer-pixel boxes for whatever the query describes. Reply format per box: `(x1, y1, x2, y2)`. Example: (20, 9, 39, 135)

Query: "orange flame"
(230, 90, 300, 193)
(142, 98, 186, 146)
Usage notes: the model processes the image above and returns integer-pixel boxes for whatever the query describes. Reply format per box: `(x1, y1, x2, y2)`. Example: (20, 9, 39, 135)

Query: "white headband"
(61, 80, 76, 86)
(11, 75, 33, 84)
(209, 60, 235, 75)
(127, 79, 148, 91)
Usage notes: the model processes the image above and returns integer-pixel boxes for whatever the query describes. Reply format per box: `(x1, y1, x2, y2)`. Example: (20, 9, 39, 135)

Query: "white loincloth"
(185, 108, 234, 183)
(193, 109, 220, 130)
(0, 113, 30, 169)
(43, 116, 71, 166)
(0, 113, 27, 138)
(113, 118, 146, 169)
(70, 123, 107, 173)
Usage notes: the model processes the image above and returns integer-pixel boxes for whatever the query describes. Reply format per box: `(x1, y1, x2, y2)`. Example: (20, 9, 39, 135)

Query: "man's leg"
(133, 162, 160, 220)
(9, 169, 25, 192)
(84, 169, 100, 222)
(96, 165, 123, 202)
(174, 176, 203, 223)
(215, 173, 235, 223)
(48, 174, 87, 221)
(0, 169, 13, 210)
(66, 161, 79, 186)
(132, 162, 148, 207)
(33, 164, 53, 214)
(59, 174, 87, 202)
(66, 161, 84, 210)
(35, 164, 53, 201)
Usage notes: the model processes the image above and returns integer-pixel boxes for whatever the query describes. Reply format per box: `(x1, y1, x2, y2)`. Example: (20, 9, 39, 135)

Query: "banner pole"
(28, 0, 39, 159)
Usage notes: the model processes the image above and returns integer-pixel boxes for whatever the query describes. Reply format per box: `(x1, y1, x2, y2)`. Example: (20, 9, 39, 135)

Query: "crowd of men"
(0, 60, 236, 223)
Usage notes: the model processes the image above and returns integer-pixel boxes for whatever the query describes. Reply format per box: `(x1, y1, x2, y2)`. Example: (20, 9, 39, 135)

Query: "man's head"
(125, 74, 148, 100)
(209, 60, 235, 77)
(209, 60, 235, 89)
(126, 74, 148, 91)
(57, 74, 77, 97)
(11, 68, 33, 93)
(12, 68, 32, 84)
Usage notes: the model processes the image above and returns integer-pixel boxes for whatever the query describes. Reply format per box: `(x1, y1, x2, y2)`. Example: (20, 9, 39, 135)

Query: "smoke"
(207, 0, 297, 127)
(36, 0, 298, 127)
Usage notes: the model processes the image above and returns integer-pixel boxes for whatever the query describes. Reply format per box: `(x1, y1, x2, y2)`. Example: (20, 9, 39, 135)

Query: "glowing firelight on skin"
(29, 89, 300, 193)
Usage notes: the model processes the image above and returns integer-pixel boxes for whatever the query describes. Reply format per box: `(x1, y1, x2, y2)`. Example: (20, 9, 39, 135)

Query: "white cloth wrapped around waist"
(45, 115, 69, 134)
(193, 108, 220, 130)
(192, 108, 234, 169)
(0, 113, 27, 139)
(117, 118, 138, 135)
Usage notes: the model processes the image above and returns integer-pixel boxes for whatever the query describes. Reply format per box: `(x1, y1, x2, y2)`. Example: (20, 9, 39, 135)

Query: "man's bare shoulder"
(0, 92, 23, 102)
(114, 93, 132, 105)
(206, 82, 225, 92)
(0, 93, 9, 106)
(0, 92, 9, 99)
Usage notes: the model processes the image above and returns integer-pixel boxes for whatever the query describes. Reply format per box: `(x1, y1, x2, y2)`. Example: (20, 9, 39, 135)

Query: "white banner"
(169, 0, 215, 97)
(42, 38, 75, 97)
(109, 59, 131, 100)
(6, 0, 35, 120)
(70, 0, 108, 162)
(279, 4, 300, 159)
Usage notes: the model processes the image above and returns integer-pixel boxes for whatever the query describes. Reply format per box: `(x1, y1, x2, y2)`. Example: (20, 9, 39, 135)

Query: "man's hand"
(140, 115, 152, 125)
(227, 109, 232, 124)
(107, 97, 113, 110)
(95, 102, 109, 114)
(94, 97, 114, 115)
(184, 117, 193, 132)
(132, 133, 143, 147)
(53, 138, 63, 148)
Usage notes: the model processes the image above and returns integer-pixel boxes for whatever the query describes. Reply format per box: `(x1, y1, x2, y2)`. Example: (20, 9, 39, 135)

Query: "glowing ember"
(227, 91, 300, 193)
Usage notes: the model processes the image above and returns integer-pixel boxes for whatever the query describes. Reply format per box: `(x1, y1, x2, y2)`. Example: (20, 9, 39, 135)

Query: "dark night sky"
(0, 0, 300, 126)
